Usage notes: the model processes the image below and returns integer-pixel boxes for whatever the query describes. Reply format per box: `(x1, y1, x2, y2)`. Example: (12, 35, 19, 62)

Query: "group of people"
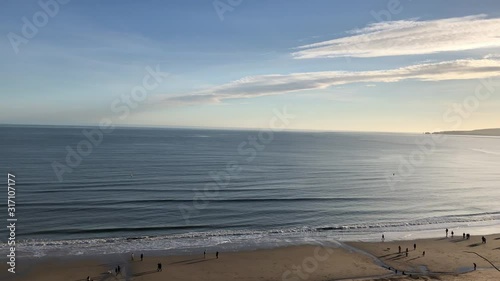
(387, 266, 418, 277)
(446, 228, 475, 241)
(114, 265, 121, 275)
(397, 243, 424, 257)
(87, 264, 122, 280)
(125, 250, 220, 275)
(204, 250, 219, 259)
(446, 229, 488, 271)
(384, 231, 488, 276)
(446, 229, 488, 244)
(131, 253, 145, 261)
(130, 252, 162, 272)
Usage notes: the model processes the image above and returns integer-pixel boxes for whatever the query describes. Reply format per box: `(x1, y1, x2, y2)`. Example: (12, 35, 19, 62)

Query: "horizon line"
(0, 122, 428, 134)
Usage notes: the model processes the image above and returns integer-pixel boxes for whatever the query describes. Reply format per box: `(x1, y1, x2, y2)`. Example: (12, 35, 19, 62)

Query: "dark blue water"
(0, 126, 499, 257)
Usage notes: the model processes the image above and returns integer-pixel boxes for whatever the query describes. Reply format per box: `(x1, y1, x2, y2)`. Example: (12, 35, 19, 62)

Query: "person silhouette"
(446, 228, 448, 237)
(157, 262, 162, 272)
(204, 250, 206, 259)
(216, 251, 219, 259)
(141, 253, 144, 261)
(398, 246, 401, 253)
(474, 263, 477, 270)
(482, 236, 486, 244)
(413, 243, 416, 251)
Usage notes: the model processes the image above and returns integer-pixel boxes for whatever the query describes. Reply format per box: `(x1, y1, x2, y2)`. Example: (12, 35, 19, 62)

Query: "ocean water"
(0, 126, 499, 257)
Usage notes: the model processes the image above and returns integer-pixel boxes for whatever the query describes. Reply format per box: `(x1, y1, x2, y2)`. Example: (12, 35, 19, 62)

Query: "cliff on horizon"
(433, 128, 500, 136)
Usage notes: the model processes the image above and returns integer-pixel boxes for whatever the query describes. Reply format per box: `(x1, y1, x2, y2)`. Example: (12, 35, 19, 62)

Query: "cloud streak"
(157, 58, 500, 105)
(292, 15, 500, 59)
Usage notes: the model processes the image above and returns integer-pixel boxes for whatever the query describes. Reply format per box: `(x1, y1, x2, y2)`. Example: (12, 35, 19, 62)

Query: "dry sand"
(1, 234, 498, 281)
(0, 246, 390, 281)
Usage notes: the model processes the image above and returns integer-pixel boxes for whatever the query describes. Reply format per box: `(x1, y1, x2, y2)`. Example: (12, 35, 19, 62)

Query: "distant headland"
(430, 128, 500, 136)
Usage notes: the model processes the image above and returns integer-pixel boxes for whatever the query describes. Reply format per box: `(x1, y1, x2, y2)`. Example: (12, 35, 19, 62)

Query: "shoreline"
(6, 219, 500, 259)
(1, 233, 498, 281)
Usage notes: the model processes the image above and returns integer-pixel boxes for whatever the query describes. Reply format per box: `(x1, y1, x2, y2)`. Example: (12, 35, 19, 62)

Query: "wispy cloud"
(292, 15, 500, 59)
(155, 58, 500, 105)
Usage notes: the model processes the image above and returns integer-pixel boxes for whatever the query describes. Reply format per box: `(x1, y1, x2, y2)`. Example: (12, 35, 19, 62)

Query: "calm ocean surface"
(1, 126, 499, 257)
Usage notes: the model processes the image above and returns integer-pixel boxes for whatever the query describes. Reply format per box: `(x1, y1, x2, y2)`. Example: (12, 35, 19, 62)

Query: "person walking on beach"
(446, 228, 448, 237)
(398, 246, 401, 253)
(405, 248, 408, 257)
(382, 234, 385, 241)
(216, 251, 219, 259)
(141, 253, 144, 261)
(204, 250, 206, 259)
(413, 243, 416, 251)
(117, 265, 120, 274)
(157, 262, 162, 272)
(451, 231, 454, 238)
(422, 251, 425, 257)
(463, 233, 466, 239)
(474, 263, 477, 270)
(482, 236, 486, 244)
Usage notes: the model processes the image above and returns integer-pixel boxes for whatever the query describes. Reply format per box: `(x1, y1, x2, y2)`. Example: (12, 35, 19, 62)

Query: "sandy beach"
(1, 234, 498, 281)
(349, 234, 500, 274)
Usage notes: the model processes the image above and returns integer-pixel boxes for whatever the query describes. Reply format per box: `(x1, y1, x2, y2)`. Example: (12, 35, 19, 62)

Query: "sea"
(0, 125, 499, 258)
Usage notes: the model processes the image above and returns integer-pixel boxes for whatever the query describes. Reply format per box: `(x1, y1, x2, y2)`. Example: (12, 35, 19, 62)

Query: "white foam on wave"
(3, 217, 499, 258)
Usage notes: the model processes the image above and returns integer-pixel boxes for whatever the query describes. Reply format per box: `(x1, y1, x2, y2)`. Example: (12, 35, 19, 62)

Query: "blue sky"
(1, 0, 500, 132)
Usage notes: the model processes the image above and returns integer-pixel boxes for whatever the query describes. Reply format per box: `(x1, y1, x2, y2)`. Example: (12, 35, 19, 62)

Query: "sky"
(1, 0, 500, 132)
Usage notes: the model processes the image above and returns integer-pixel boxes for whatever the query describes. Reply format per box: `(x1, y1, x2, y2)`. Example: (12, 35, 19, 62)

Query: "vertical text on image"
(7, 173, 17, 273)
